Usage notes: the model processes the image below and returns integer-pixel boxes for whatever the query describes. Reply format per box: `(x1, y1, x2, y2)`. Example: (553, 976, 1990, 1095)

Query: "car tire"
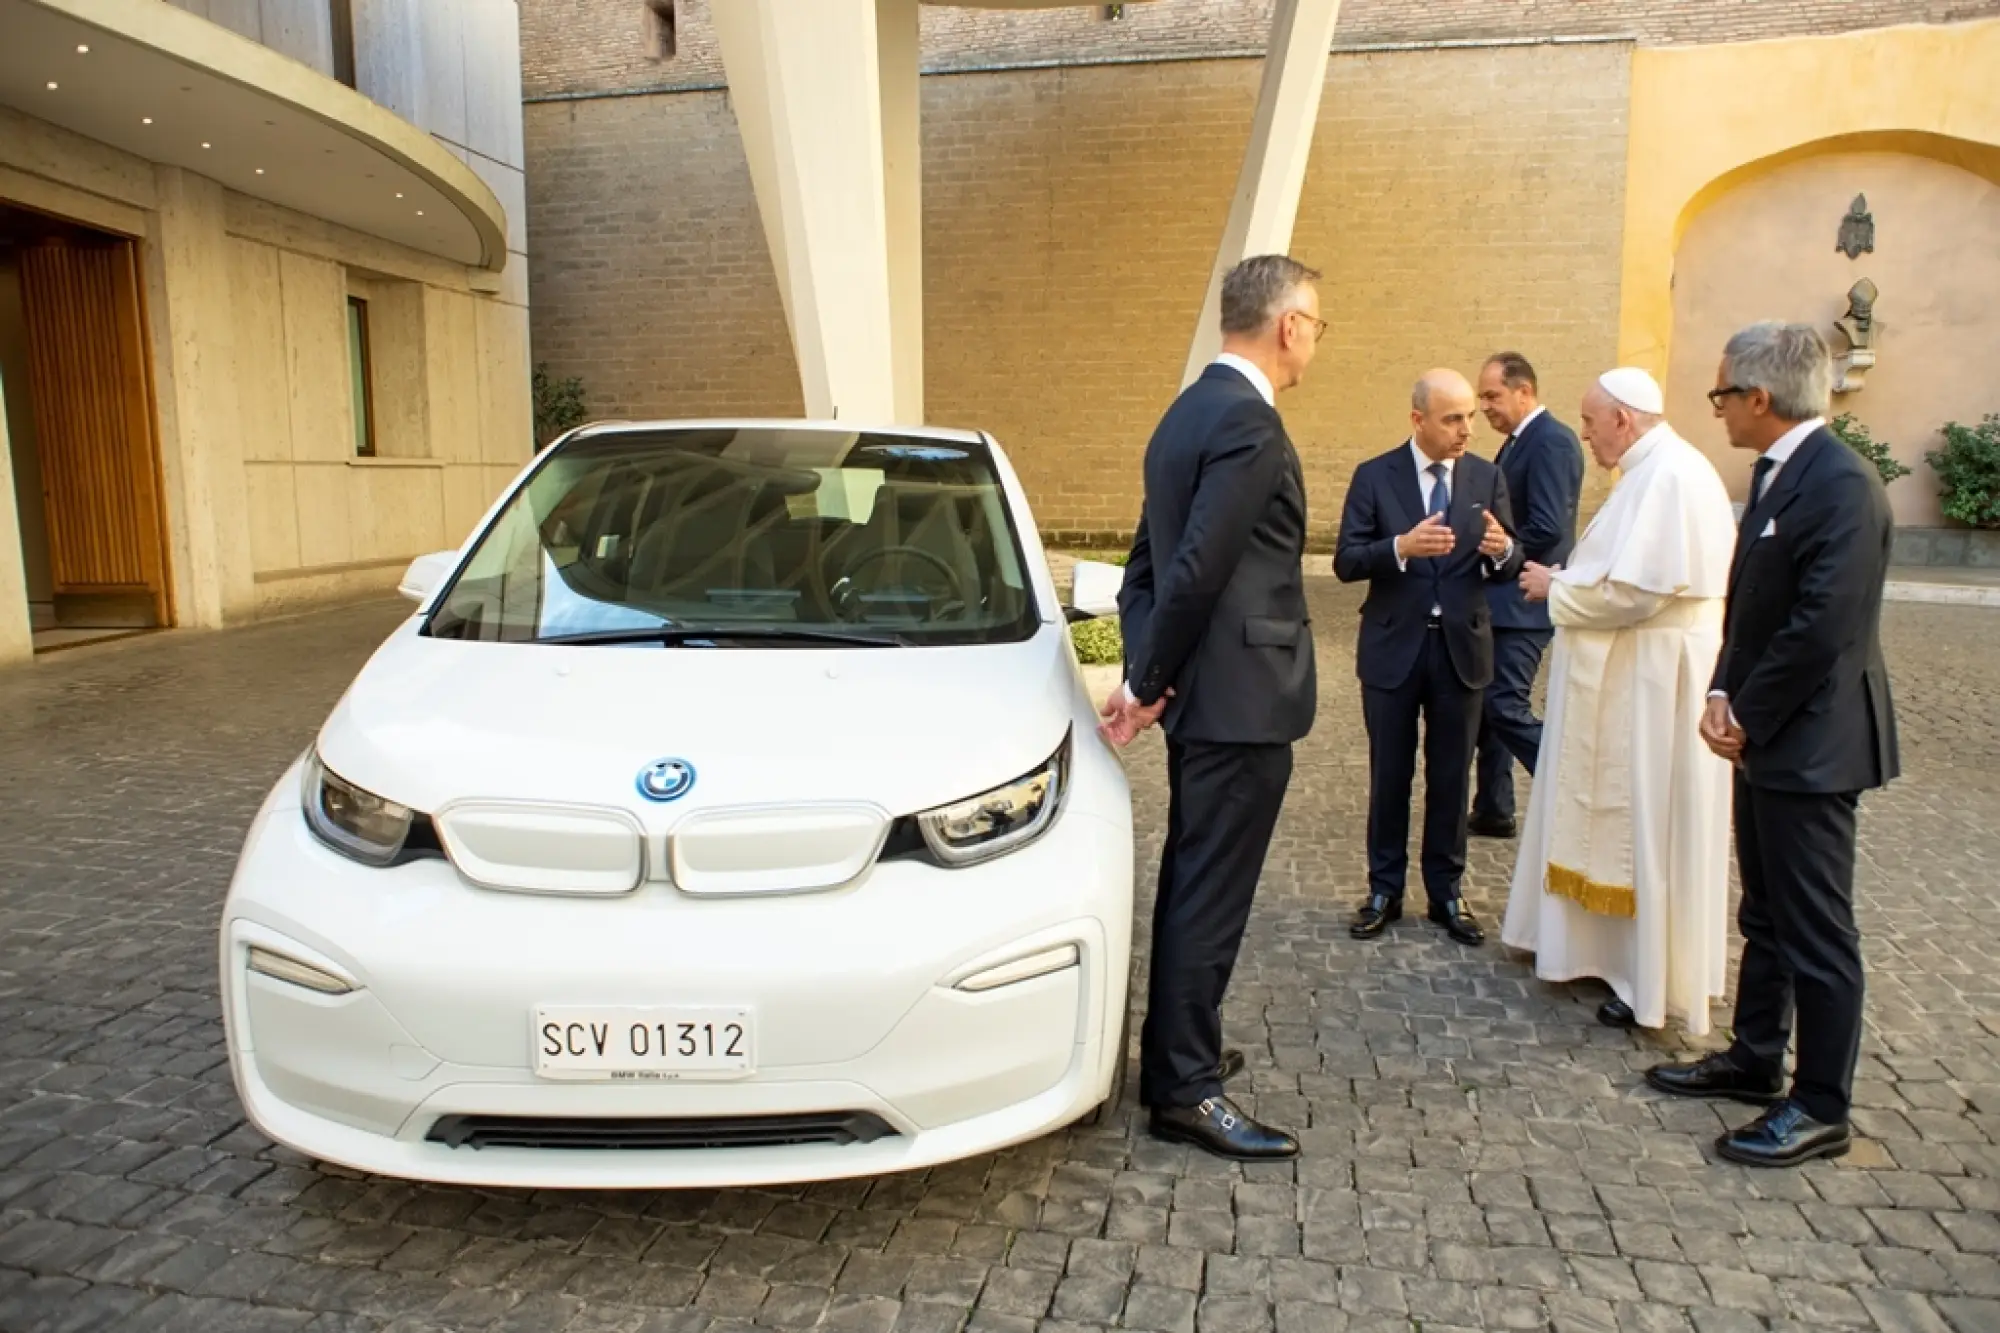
(1079, 1004, 1131, 1128)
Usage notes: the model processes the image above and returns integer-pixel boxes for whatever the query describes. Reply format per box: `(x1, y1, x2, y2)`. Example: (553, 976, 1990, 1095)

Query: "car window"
(423, 427, 1040, 646)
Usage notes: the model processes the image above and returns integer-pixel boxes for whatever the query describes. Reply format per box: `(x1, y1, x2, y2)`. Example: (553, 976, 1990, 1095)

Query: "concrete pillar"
(1181, 0, 1343, 387)
(715, 0, 908, 424)
(878, 0, 923, 425)
(0, 371, 30, 666)
(147, 167, 255, 628)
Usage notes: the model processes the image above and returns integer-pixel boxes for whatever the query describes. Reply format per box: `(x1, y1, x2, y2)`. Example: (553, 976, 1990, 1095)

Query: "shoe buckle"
(1198, 1098, 1237, 1131)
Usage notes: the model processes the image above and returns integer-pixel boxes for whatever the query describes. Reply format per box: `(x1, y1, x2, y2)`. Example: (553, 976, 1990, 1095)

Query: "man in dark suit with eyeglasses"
(1646, 321, 1898, 1169)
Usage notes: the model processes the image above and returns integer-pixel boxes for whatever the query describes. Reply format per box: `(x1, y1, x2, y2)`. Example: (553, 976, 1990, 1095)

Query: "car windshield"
(422, 425, 1042, 646)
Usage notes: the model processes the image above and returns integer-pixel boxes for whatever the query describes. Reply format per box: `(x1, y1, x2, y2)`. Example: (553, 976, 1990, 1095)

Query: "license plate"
(533, 1006, 755, 1081)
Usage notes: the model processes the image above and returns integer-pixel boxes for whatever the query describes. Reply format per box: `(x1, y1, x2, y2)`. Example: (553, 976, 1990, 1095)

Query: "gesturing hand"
(1396, 512, 1454, 561)
(1479, 509, 1511, 559)
(1519, 561, 1558, 602)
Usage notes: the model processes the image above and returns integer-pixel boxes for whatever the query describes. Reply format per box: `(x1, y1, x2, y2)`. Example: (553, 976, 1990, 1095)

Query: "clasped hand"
(1698, 695, 1747, 765)
(1098, 685, 1171, 749)
(1519, 560, 1559, 602)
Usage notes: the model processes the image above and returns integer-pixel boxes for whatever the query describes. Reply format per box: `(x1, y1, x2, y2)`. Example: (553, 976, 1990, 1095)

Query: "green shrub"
(1069, 616, 1123, 666)
(1926, 414, 2000, 530)
(1827, 413, 1910, 487)
(533, 362, 589, 448)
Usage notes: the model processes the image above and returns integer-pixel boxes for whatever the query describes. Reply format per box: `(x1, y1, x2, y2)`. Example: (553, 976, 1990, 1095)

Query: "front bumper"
(219, 762, 1134, 1188)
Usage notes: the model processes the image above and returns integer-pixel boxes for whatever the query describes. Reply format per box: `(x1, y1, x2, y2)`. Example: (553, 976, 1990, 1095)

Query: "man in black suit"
(1336, 369, 1524, 946)
(1647, 322, 1898, 1168)
(1100, 254, 1322, 1161)
(1469, 352, 1584, 838)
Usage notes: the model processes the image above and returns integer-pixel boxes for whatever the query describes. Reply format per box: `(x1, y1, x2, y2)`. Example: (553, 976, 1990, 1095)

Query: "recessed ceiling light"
(76, 43, 90, 54)
(415, 210, 425, 216)
(45, 81, 58, 90)
(142, 116, 153, 124)
(201, 141, 211, 149)
(395, 192, 404, 199)
(255, 168, 265, 175)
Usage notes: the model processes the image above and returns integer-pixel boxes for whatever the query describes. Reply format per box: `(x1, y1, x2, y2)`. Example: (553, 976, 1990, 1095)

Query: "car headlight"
(917, 730, 1069, 867)
(301, 749, 414, 867)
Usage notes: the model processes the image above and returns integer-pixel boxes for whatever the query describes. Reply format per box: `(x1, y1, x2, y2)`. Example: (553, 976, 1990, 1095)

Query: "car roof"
(562, 418, 993, 448)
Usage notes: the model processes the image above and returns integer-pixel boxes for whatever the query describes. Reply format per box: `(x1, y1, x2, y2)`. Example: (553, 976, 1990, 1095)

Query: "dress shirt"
(1214, 352, 1276, 407)
(1394, 440, 1514, 613)
(1501, 405, 1546, 451)
(1748, 416, 1824, 504)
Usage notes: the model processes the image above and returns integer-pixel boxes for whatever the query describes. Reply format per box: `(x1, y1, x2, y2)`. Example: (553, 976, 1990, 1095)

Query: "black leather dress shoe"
(1716, 1100, 1851, 1167)
(1597, 998, 1637, 1029)
(1217, 1048, 1245, 1084)
(1468, 814, 1517, 839)
(1350, 894, 1402, 939)
(1149, 1095, 1298, 1161)
(1644, 1051, 1785, 1105)
(1427, 900, 1484, 946)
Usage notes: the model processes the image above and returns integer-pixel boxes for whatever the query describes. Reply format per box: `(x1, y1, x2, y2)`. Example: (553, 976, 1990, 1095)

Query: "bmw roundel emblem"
(636, 758, 696, 803)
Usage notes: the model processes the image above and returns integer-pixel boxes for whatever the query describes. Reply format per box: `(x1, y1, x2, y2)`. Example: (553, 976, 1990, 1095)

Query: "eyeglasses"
(1706, 385, 1753, 407)
(1288, 310, 1329, 342)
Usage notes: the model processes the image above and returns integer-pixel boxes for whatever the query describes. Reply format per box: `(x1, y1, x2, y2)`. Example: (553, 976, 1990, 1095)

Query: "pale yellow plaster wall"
(1665, 152, 2000, 524)
(1618, 18, 2000, 381)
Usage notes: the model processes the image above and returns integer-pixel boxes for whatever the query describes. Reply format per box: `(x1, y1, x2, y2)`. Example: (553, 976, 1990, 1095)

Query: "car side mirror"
(1068, 559, 1124, 620)
(398, 550, 457, 604)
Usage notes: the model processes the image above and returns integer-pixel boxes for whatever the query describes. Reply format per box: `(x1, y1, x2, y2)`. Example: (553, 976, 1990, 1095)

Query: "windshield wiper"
(537, 626, 908, 647)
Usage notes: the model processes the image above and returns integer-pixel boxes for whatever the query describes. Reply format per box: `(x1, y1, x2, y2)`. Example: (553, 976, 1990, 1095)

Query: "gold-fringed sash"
(1544, 624, 1636, 919)
(1542, 598, 1706, 920)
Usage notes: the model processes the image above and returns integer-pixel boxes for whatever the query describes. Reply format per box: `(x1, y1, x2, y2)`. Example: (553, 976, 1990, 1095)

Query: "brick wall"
(522, 0, 2000, 99)
(524, 40, 1630, 543)
(524, 92, 802, 424)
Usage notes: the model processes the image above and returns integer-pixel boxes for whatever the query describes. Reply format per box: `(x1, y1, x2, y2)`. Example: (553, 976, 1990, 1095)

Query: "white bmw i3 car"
(218, 419, 1135, 1188)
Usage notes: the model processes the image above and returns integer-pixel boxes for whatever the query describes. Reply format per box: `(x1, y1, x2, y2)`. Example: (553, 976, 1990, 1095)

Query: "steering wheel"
(834, 544, 967, 621)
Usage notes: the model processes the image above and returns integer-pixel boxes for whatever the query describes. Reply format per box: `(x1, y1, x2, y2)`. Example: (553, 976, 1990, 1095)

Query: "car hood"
(314, 617, 1082, 824)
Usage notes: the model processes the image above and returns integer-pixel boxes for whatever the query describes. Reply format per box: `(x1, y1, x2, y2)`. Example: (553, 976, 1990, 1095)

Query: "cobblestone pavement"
(2, 582, 1998, 1333)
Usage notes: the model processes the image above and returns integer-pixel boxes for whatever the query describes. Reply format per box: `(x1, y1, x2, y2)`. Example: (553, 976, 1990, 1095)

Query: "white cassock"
(1499, 424, 1739, 1034)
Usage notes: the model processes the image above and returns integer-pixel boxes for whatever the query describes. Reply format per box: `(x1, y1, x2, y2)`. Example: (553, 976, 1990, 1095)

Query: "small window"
(643, 0, 677, 61)
(328, 0, 356, 87)
(346, 296, 376, 457)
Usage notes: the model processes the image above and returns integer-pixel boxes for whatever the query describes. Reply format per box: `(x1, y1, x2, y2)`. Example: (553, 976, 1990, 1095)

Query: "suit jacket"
(1117, 363, 1316, 746)
(1486, 409, 1585, 632)
(1334, 443, 1525, 691)
(1711, 425, 1900, 794)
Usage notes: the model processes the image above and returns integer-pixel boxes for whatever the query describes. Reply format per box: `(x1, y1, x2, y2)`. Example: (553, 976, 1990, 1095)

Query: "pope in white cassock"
(1499, 368, 1739, 1033)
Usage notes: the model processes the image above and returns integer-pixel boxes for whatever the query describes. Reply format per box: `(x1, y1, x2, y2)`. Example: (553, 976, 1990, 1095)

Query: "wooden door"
(16, 235, 172, 626)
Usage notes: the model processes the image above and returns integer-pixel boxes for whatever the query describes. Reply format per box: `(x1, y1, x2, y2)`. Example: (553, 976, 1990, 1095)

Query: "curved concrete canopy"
(0, 0, 507, 270)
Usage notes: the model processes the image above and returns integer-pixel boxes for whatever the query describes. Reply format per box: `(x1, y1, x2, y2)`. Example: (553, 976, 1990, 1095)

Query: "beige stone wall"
(1664, 150, 2000, 528)
(229, 239, 532, 613)
(164, 0, 338, 78)
(521, 0, 2000, 98)
(523, 40, 1630, 544)
(0, 107, 533, 628)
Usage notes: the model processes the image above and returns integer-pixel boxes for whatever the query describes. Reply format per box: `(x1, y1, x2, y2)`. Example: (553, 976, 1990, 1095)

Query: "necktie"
(1427, 462, 1450, 519)
(1497, 432, 1516, 464)
(1749, 455, 1773, 508)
